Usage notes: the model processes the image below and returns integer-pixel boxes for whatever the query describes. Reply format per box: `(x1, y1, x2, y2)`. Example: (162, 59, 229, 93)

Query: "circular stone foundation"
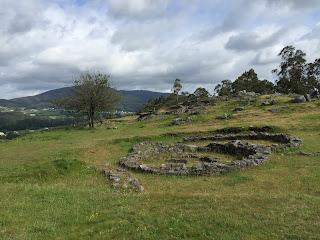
(119, 133, 303, 176)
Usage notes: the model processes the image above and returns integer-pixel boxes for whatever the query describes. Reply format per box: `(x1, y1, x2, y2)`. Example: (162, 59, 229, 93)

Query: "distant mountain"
(2, 87, 170, 112)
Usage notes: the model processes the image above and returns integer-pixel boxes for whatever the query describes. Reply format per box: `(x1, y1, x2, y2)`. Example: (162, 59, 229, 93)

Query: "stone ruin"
(138, 99, 216, 121)
(118, 132, 303, 176)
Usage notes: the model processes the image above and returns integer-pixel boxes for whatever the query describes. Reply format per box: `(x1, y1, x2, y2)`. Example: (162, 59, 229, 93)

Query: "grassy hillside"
(0, 95, 319, 239)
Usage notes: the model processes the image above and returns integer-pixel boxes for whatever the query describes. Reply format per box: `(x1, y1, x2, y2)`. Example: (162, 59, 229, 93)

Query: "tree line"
(139, 45, 319, 113)
(215, 45, 320, 96)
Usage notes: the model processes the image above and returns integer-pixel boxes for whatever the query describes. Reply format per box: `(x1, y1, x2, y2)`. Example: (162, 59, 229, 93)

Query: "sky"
(1, 0, 320, 99)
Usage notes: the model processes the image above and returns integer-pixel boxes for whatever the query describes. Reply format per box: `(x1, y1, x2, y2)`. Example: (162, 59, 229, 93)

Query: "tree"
(52, 72, 121, 128)
(272, 45, 307, 94)
(257, 79, 275, 94)
(232, 68, 260, 93)
(214, 80, 232, 96)
(305, 58, 320, 89)
(172, 78, 182, 95)
(193, 87, 211, 99)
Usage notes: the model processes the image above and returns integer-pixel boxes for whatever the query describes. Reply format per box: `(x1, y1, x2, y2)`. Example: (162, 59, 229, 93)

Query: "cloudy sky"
(1, 0, 320, 99)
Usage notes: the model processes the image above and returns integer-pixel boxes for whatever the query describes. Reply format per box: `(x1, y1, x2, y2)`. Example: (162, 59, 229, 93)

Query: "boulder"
(289, 95, 306, 103)
(304, 94, 311, 102)
(219, 113, 228, 119)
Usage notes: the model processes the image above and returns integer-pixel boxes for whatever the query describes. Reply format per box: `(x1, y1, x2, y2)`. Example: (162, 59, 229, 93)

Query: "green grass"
(0, 95, 320, 239)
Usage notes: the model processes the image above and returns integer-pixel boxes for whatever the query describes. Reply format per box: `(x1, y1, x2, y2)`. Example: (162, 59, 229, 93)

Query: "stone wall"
(119, 133, 302, 176)
(183, 132, 303, 149)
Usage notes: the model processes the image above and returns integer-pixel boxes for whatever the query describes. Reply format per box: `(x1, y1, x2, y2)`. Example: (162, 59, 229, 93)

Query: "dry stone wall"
(119, 133, 303, 176)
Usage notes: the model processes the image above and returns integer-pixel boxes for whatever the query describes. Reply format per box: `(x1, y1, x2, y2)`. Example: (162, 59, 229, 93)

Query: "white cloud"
(0, 0, 320, 99)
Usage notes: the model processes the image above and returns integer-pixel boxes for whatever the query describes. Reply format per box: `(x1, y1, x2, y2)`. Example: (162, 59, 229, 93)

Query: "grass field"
(0, 95, 320, 239)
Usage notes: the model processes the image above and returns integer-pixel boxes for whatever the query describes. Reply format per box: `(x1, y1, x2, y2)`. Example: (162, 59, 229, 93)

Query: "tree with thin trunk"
(272, 45, 307, 94)
(52, 72, 122, 128)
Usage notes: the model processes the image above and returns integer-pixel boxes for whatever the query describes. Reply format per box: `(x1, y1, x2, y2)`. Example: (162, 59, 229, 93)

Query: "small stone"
(192, 163, 203, 171)
(110, 190, 120, 194)
(219, 113, 228, 119)
(233, 107, 244, 112)
(300, 151, 313, 156)
(110, 176, 121, 182)
(285, 152, 295, 155)
(117, 169, 126, 172)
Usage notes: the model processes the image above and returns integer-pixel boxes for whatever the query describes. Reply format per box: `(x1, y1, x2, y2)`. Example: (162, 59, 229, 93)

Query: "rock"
(110, 190, 120, 194)
(192, 163, 203, 171)
(243, 101, 251, 106)
(109, 176, 121, 182)
(172, 118, 182, 125)
(219, 113, 228, 119)
(233, 107, 244, 112)
(167, 159, 188, 163)
(299, 151, 313, 156)
(139, 164, 150, 171)
(262, 101, 270, 106)
(285, 152, 295, 155)
(112, 183, 120, 187)
(172, 117, 193, 125)
(249, 126, 274, 132)
(290, 95, 306, 103)
(304, 94, 311, 102)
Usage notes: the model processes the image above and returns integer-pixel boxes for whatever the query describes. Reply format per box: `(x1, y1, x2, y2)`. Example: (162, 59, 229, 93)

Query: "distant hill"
(1, 87, 170, 112)
(0, 99, 18, 107)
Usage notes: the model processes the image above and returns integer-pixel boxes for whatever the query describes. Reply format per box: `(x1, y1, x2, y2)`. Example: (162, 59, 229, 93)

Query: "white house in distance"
(0, 132, 6, 136)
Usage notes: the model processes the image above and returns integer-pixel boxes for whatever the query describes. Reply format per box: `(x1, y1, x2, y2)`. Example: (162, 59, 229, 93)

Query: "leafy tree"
(232, 68, 260, 93)
(52, 72, 121, 128)
(214, 70, 274, 96)
(272, 45, 307, 94)
(214, 80, 232, 96)
(305, 58, 320, 89)
(193, 87, 211, 99)
(257, 79, 275, 94)
(172, 79, 182, 95)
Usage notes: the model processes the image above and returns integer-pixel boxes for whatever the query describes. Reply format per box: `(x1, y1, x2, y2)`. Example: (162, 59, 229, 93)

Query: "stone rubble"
(102, 168, 145, 192)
